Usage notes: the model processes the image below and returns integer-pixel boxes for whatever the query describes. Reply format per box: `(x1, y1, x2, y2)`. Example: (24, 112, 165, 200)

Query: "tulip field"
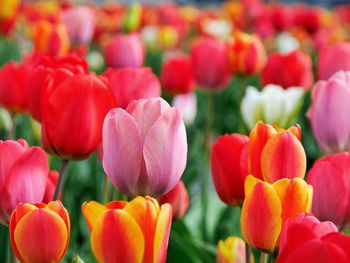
(2, 0, 350, 262)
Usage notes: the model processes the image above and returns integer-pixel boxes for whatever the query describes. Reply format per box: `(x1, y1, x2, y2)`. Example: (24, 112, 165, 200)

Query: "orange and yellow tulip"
(248, 121, 306, 183)
(241, 175, 313, 253)
(216, 236, 253, 263)
(10, 200, 70, 263)
(82, 196, 172, 263)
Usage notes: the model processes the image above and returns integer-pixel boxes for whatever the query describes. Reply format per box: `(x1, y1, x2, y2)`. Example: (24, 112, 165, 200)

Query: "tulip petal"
(241, 86, 261, 129)
(143, 108, 187, 197)
(90, 209, 144, 263)
(82, 201, 108, 231)
(102, 108, 143, 196)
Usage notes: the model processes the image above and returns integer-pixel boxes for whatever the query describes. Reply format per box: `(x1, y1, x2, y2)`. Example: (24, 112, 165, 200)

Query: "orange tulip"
(248, 121, 306, 183)
(82, 196, 172, 263)
(10, 201, 70, 263)
(241, 175, 313, 253)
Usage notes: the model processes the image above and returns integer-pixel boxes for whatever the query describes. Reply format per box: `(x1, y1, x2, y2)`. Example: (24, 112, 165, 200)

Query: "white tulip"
(276, 32, 300, 54)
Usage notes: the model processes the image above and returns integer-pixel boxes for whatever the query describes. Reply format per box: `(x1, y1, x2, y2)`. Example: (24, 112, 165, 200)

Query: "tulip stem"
(8, 113, 16, 140)
(245, 243, 251, 263)
(53, 160, 69, 200)
(260, 252, 269, 263)
(103, 176, 111, 203)
(9, 245, 16, 263)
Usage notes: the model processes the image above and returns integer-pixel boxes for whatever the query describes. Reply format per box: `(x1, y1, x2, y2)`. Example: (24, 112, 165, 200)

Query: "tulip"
(41, 72, 116, 160)
(158, 181, 189, 221)
(261, 50, 313, 89)
(0, 139, 49, 225)
(216, 236, 250, 263)
(105, 33, 144, 68)
(102, 98, 187, 197)
(33, 21, 71, 57)
(317, 42, 350, 80)
(190, 37, 231, 91)
(43, 170, 59, 203)
(10, 201, 70, 263)
(241, 175, 313, 252)
(82, 196, 172, 263)
(122, 3, 142, 33)
(307, 152, 350, 229)
(172, 92, 197, 125)
(248, 121, 306, 183)
(227, 31, 266, 76)
(307, 71, 350, 153)
(103, 67, 161, 109)
(210, 134, 249, 206)
(241, 85, 304, 129)
(160, 54, 195, 95)
(0, 62, 30, 113)
(293, 5, 322, 34)
(62, 6, 96, 45)
(0, 0, 19, 21)
(275, 32, 300, 54)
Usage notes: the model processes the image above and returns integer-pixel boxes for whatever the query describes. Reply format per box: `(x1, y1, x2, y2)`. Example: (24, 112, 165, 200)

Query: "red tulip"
(0, 62, 30, 113)
(158, 181, 189, 221)
(293, 5, 322, 34)
(41, 72, 117, 160)
(317, 42, 350, 80)
(161, 54, 195, 95)
(105, 33, 144, 68)
(103, 67, 161, 109)
(210, 134, 249, 206)
(43, 170, 59, 203)
(190, 37, 231, 91)
(0, 139, 49, 225)
(261, 50, 313, 89)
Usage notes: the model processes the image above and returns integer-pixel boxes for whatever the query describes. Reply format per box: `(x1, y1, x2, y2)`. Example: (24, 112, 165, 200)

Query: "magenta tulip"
(307, 71, 350, 153)
(307, 152, 350, 229)
(102, 98, 187, 197)
(0, 139, 49, 225)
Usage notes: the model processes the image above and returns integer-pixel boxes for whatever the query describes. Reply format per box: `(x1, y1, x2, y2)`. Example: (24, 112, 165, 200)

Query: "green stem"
(260, 252, 269, 263)
(9, 239, 16, 263)
(245, 243, 251, 263)
(53, 160, 69, 200)
(237, 76, 247, 133)
(8, 114, 16, 140)
(102, 176, 111, 204)
(201, 92, 213, 241)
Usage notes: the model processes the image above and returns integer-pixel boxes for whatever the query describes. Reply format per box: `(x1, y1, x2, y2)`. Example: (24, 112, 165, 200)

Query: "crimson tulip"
(43, 170, 59, 203)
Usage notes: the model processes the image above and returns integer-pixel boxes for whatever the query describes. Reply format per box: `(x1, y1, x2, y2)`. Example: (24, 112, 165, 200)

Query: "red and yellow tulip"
(216, 236, 253, 263)
(82, 196, 172, 263)
(241, 175, 313, 253)
(10, 200, 70, 263)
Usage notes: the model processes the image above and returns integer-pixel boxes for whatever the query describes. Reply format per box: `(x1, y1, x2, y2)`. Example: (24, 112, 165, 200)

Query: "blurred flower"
(216, 236, 251, 263)
(0, 62, 30, 113)
(33, 21, 71, 56)
(0, 139, 49, 225)
(261, 50, 313, 89)
(86, 51, 105, 73)
(200, 17, 233, 40)
(248, 121, 306, 183)
(43, 170, 59, 203)
(158, 181, 189, 221)
(317, 42, 350, 80)
(307, 152, 350, 229)
(103, 67, 161, 109)
(227, 31, 266, 76)
(211, 134, 249, 206)
(276, 32, 300, 54)
(102, 98, 187, 197)
(10, 201, 70, 263)
(241, 175, 313, 253)
(0, 0, 19, 20)
(161, 54, 195, 95)
(294, 5, 322, 34)
(158, 25, 179, 50)
(190, 37, 231, 91)
(172, 92, 197, 125)
(141, 26, 159, 49)
(307, 71, 350, 153)
(62, 6, 96, 45)
(82, 196, 172, 263)
(0, 108, 13, 133)
(41, 72, 116, 160)
(241, 85, 304, 129)
(104, 33, 144, 68)
(122, 3, 142, 33)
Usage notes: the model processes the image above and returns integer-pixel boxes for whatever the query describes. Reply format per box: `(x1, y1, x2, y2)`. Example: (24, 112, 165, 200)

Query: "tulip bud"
(158, 181, 189, 221)
(172, 92, 197, 126)
(82, 196, 172, 263)
(241, 175, 313, 252)
(227, 31, 266, 76)
(307, 71, 350, 153)
(241, 85, 304, 129)
(102, 98, 187, 197)
(211, 134, 249, 206)
(216, 236, 252, 263)
(104, 33, 144, 68)
(0, 139, 49, 225)
(10, 201, 70, 263)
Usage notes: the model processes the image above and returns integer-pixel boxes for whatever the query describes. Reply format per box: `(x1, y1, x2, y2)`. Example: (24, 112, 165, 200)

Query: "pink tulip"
(102, 98, 187, 197)
(190, 37, 231, 91)
(307, 71, 350, 153)
(317, 43, 350, 80)
(0, 139, 49, 225)
(307, 152, 350, 229)
(103, 67, 161, 109)
(105, 33, 144, 68)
